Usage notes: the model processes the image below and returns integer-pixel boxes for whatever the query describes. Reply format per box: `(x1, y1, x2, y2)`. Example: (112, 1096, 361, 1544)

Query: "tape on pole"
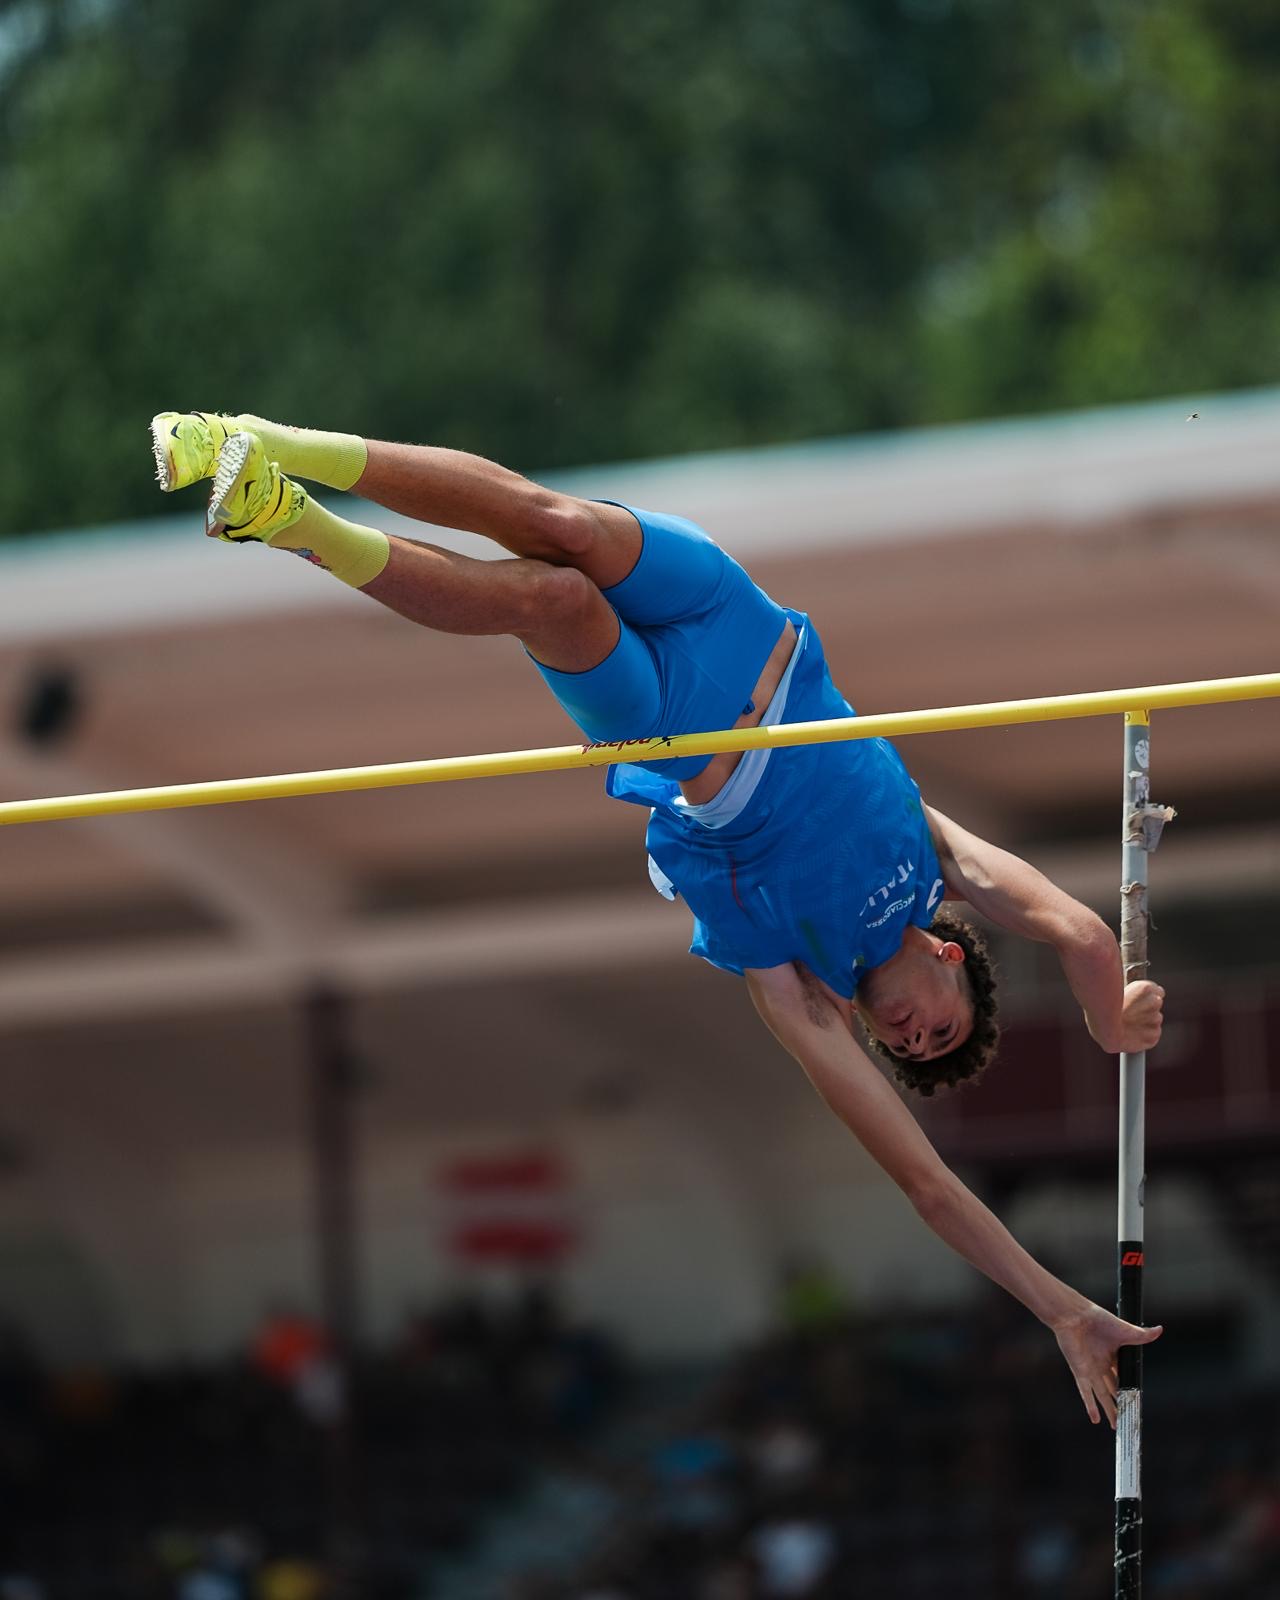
(1115, 1390, 1142, 1500)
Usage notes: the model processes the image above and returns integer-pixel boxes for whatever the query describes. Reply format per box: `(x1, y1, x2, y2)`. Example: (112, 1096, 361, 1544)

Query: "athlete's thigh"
(529, 616, 662, 744)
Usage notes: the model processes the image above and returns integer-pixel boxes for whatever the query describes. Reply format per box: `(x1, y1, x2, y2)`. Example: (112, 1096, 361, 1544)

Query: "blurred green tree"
(0, 0, 1276, 536)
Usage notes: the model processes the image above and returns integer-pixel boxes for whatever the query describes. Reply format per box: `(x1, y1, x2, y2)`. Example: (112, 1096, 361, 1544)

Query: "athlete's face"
(857, 935, 974, 1063)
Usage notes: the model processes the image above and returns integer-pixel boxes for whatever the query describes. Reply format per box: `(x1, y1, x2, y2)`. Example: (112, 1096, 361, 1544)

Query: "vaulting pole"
(1115, 710, 1168, 1598)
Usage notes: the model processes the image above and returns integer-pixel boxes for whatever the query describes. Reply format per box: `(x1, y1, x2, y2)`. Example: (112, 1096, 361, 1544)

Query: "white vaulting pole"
(1115, 710, 1169, 1598)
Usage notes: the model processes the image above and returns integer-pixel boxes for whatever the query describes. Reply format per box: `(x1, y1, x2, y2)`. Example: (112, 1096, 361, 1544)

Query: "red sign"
(437, 1148, 578, 1264)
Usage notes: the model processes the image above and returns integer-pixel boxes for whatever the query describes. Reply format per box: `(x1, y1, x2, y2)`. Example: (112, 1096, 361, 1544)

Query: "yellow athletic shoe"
(206, 431, 307, 542)
(150, 410, 236, 493)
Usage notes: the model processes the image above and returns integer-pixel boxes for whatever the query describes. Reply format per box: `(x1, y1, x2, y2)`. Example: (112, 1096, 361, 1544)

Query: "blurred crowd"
(0, 1289, 620, 1600)
(549, 1290, 1280, 1600)
(3, 1284, 1279, 1600)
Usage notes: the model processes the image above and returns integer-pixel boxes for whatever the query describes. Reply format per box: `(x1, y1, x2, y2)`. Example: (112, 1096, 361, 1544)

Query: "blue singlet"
(605, 616, 946, 1000)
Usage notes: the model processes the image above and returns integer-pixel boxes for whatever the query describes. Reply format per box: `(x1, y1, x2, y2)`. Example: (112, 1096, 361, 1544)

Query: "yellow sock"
(234, 414, 368, 491)
(266, 496, 390, 590)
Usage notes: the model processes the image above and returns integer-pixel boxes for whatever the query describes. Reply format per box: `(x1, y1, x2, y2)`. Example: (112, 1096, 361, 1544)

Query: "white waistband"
(674, 626, 805, 830)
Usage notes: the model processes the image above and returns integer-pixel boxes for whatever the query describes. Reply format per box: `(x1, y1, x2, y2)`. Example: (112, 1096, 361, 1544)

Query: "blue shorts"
(531, 504, 790, 779)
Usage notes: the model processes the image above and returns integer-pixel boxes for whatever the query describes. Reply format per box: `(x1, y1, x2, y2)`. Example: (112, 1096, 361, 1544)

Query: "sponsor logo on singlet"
(862, 863, 945, 931)
(863, 859, 915, 919)
(866, 895, 913, 929)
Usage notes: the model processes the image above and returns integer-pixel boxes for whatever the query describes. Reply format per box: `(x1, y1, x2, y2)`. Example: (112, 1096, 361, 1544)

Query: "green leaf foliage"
(1, 0, 1277, 535)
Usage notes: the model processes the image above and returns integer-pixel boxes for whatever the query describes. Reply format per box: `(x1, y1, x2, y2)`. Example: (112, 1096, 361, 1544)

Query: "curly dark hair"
(863, 909, 1000, 1097)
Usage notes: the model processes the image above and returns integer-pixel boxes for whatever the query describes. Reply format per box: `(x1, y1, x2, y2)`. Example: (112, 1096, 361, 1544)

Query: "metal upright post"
(304, 984, 363, 1557)
(1115, 710, 1170, 1599)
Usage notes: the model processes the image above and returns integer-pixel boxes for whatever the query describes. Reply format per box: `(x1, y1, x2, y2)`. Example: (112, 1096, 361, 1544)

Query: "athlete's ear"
(936, 940, 966, 966)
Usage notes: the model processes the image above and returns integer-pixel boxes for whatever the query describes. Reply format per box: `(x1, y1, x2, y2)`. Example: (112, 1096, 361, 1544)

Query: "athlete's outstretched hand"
(1118, 979, 1165, 1053)
(1052, 1304, 1162, 1426)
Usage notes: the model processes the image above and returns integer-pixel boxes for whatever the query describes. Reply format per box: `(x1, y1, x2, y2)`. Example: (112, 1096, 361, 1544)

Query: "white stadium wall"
(0, 1068, 978, 1366)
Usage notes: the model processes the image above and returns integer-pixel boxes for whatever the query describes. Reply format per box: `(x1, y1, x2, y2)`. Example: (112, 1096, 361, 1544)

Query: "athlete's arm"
(924, 806, 1164, 1055)
(745, 961, 1160, 1424)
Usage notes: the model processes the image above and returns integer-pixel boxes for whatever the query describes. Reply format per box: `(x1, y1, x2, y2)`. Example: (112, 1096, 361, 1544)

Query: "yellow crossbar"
(2, 671, 1277, 826)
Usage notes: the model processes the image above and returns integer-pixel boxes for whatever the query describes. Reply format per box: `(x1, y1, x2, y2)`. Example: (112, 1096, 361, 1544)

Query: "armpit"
(794, 963, 857, 1033)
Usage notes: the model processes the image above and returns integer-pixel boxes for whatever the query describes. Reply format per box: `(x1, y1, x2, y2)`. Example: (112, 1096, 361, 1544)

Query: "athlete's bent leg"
(203, 428, 620, 673)
(156, 415, 725, 748)
(366, 538, 620, 673)
(154, 410, 643, 587)
(354, 441, 642, 590)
